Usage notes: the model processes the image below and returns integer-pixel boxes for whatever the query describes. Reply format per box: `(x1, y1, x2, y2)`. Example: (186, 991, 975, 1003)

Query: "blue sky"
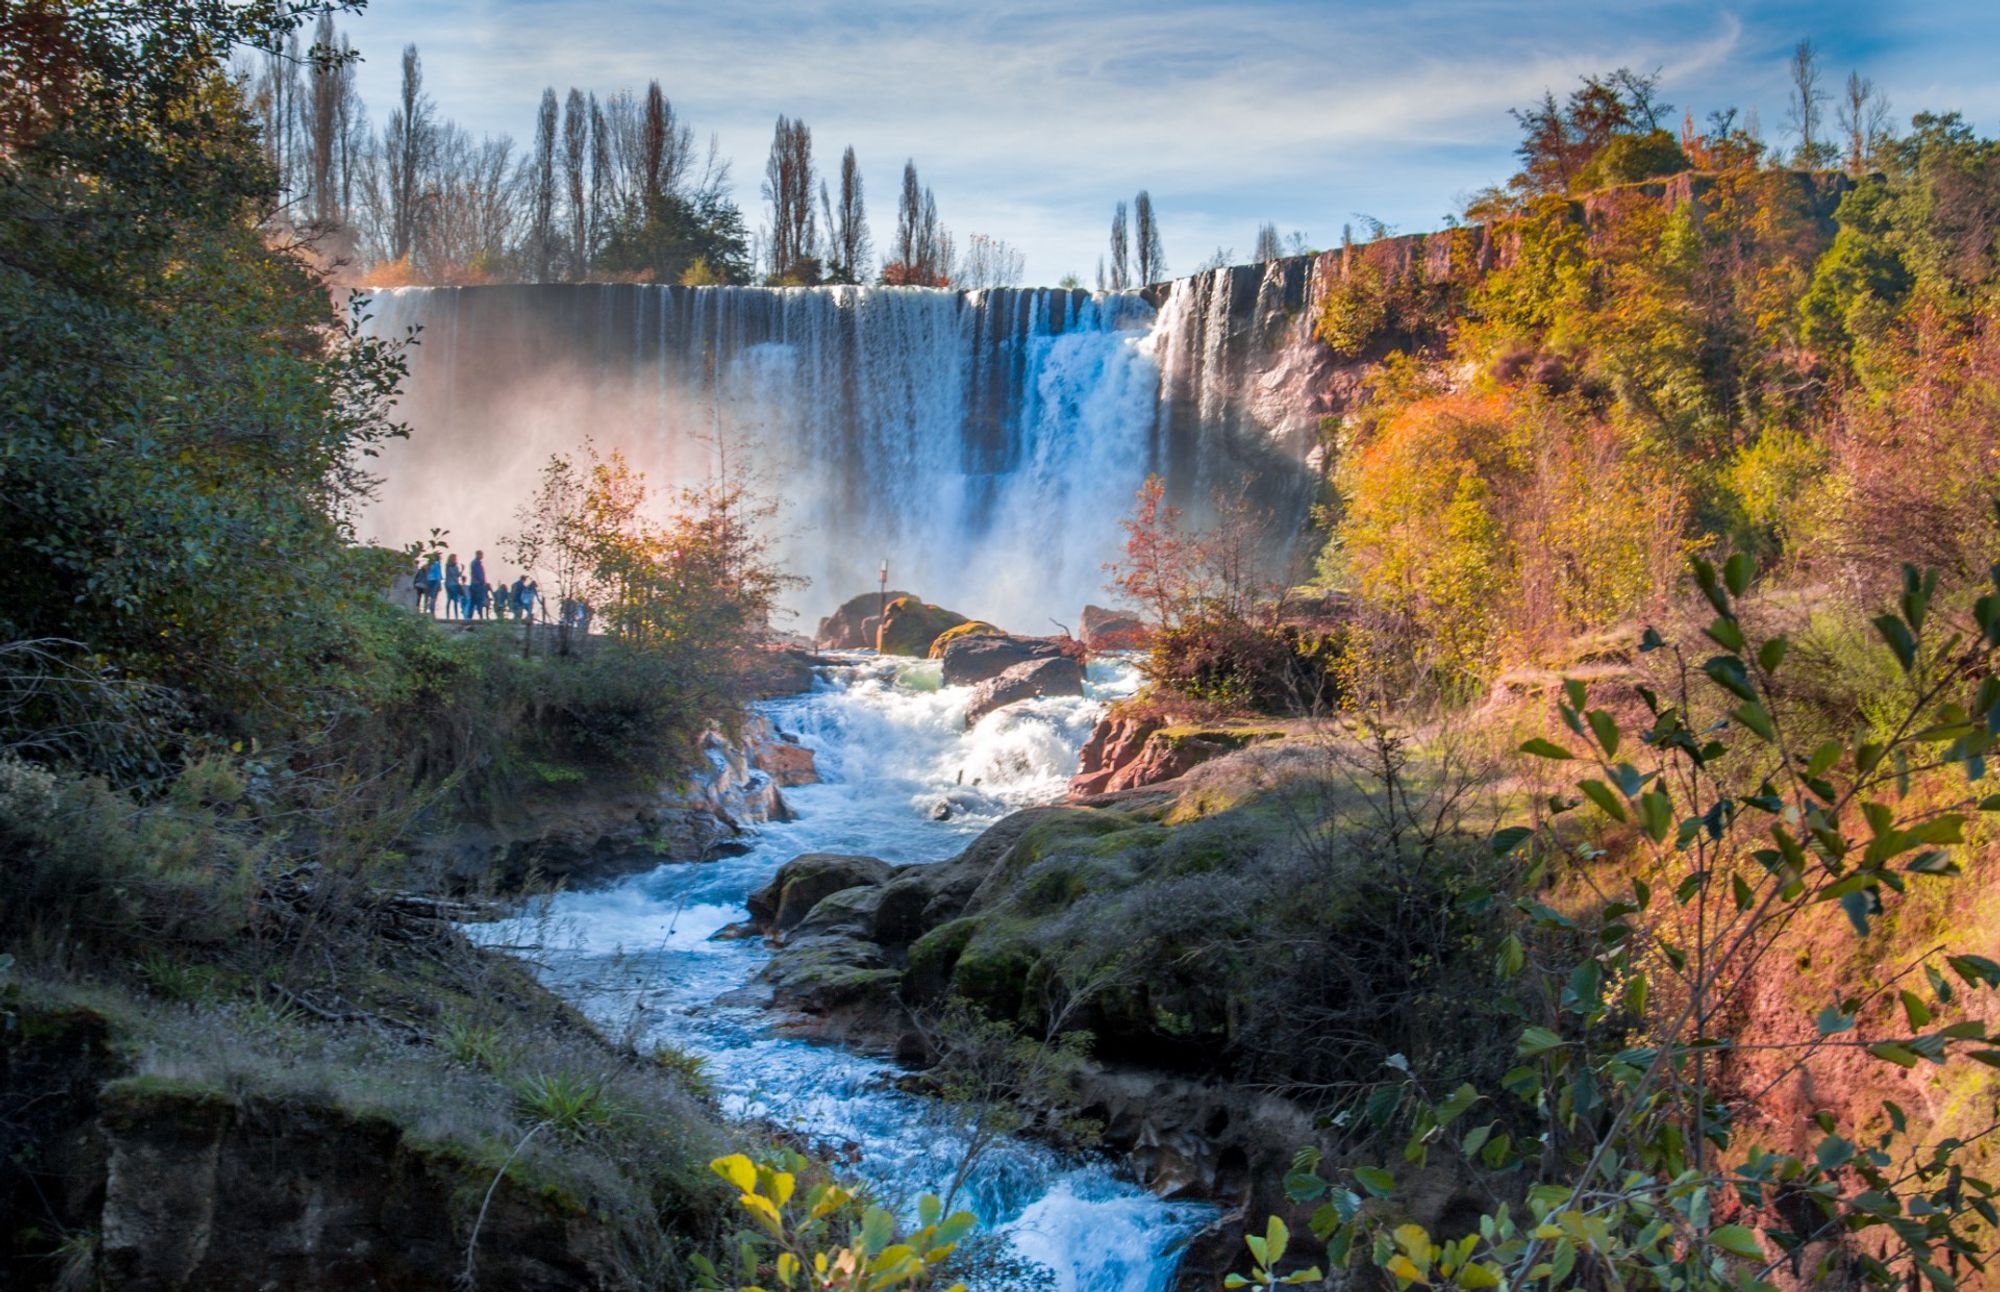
(343, 0, 1999, 285)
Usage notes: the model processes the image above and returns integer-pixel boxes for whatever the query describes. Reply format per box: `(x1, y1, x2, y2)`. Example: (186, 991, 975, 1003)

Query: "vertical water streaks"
(362, 281, 1315, 629)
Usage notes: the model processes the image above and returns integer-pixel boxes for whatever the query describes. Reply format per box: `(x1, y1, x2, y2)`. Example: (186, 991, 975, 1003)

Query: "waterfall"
(362, 282, 1314, 630)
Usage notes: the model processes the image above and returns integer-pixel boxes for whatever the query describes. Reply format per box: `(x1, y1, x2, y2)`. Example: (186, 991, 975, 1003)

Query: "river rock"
(875, 597, 970, 656)
(746, 853, 894, 936)
(937, 633, 1065, 686)
(966, 655, 1085, 724)
(816, 590, 913, 649)
(926, 620, 1005, 657)
(1080, 604, 1148, 652)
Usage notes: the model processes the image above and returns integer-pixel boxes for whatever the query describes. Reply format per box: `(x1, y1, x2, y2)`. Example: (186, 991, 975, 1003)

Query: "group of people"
(412, 549, 539, 623)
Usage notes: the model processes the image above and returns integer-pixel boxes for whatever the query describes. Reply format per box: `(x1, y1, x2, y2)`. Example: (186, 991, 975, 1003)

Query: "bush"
(1145, 614, 1342, 714)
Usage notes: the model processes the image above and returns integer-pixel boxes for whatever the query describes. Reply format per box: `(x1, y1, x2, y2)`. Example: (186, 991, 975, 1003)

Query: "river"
(475, 653, 1211, 1290)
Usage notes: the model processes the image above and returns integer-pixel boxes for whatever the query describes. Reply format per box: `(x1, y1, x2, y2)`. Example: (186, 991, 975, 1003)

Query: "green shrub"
(511, 1071, 622, 1138)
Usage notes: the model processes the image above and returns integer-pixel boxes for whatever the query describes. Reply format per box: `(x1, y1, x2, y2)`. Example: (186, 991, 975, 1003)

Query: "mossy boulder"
(875, 597, 970, 657)
(817, 590, 914, 649)
(927, 621, 1006, 657)
(761, 937, 903, 1013)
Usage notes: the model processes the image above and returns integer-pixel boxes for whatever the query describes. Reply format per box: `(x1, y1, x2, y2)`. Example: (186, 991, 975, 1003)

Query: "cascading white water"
(474, 657, 1212, 1290)
(359, 282, 1312, 631)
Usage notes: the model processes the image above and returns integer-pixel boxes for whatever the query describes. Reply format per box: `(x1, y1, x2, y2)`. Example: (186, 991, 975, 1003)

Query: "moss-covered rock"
(875, 597, 970, 657)
(927, 621, 1005, 657)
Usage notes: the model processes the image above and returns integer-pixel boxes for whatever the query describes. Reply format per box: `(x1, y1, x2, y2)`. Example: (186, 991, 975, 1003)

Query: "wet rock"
(1067, 717, 1282, 798)
(816, 590, 914, 649)
(876, 597, 970, 657)
(929, 800, 953, 821)
(965, 655, 1084, 724)
(937, 633, 1065, 686)
(1080, 604, 1148, 652)
(759, 935, 901, 1015)
(790, 884, 889, 941)
(746, 853, 895, 937)
(750, 734, 818, 787)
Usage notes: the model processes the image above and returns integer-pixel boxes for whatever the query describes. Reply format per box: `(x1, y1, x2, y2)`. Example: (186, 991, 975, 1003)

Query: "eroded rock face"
(816, 590, 913, 649)
(1080, 604, 1148, 652)
(90, 1083, 623, 1292)
(937, 633, 1065, 686)
(1067, 716, 1280, 798)
(965, 655, 1084, 724)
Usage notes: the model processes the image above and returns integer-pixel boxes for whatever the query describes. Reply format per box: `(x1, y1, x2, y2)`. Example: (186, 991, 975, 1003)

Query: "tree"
(0, 0, 414, 763)
(1254, 221, 1282, 262)
(760, 114, 816, 281)
(588, 92, 611, 266)
(1787, 38, 1833, 168)
(1107, 200, 1130, 289)
(302, 12, 353, 232)
(893, 159, 920, 271)
(828, 145, 869, 283)
(956, 234, 1024, 290)
(1135, 189, 1164, 284)
(1838, 70, 1892, 176)
(561, 87, 588, 277)
(527, 88, 558, 281)
(881, 160, 949, 286)
(381, 44, 434, 263)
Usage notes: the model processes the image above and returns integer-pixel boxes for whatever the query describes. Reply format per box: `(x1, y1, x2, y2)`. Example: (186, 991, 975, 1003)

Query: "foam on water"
(476, 654, 1209, 1289)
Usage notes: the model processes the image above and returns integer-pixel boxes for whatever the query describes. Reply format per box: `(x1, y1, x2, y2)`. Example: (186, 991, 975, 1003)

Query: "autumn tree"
(1838, 70, 1892, 175)
(882, 159, 949, 285)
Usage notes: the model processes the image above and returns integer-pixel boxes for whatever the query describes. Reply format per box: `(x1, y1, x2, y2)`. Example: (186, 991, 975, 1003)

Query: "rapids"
(475, 654, 1212, 1290)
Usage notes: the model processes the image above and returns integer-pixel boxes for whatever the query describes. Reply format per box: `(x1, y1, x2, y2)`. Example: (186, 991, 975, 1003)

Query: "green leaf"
(1585, 709, 1620, 756)
(1519, 738, 1574, 760)
(1872, 614, 1917, 672)
(1517, 1026, 1564, 1058)
(1758, 637, 1789, 673)
(1703, 655, 1758, 702)
(1900, 991, 1933, 1029)
(1816, 1005, 1856, 1035)
(1732, 701, 1777, 742)
(1353, 1166, 1395, 1198)
(1577, 778, 1628, 823)
(1710, 1224, 1763, 1259)
(1867, 1042, 1921, 1068)
(1816, 1135, 1855, 1171)
(1491, 825, 1533, 857)
(1723, 552, 1755, 597)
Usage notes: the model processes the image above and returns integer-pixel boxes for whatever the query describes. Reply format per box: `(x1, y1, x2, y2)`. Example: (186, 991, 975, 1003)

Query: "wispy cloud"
(345, 0, 1998, 283)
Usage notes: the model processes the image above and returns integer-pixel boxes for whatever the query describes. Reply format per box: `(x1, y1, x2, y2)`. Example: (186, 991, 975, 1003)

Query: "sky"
(341, 0, 2000, 286)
